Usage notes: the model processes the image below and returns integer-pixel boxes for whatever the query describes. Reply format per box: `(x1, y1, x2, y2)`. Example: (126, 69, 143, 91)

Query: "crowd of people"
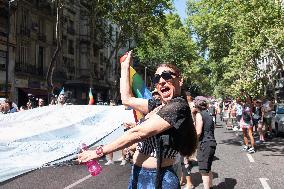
(0, 93, 67, 114)
(215, 90, 276, 154)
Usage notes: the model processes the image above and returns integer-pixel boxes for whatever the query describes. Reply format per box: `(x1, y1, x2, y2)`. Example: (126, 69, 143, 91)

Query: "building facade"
(0, 0, 16, 98)
(256, 49, 284, 100)
(2, 0, 136, 106)
(14, 0, 56, 107)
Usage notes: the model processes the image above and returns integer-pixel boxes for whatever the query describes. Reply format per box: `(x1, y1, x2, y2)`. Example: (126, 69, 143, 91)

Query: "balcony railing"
(0, 63, 5, 70)
(79, 68, 90, 77)
(68, 47, 74, 55)
(15, 62, 45, 77)
(20, 28, 31, 37)
(67, 27, 75, 35)
(63, 61, 75, 75)
(38, 33, 47, 42)
(79, 35, 91, 44)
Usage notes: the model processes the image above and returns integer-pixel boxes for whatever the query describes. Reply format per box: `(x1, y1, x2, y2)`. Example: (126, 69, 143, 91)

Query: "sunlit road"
(1, 117, 284, 189)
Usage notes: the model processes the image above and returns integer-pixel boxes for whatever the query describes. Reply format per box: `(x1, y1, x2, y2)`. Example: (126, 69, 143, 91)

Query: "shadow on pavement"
(218, 127, 284, 156)
(191, 172, 237, 188)
(213, 156, 220, 161)
(257, 137, 284, 155)
(218, 138, 242, 147)
(190, 172, 218, 187)
(214, 178, 237, 189)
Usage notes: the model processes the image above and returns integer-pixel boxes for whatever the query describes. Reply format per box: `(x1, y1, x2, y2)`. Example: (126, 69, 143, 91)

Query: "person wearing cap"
(194, 96, 216, 189)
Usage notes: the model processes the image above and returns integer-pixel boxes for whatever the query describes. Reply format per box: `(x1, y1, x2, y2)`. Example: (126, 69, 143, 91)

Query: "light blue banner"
(0, 105, 134, 182)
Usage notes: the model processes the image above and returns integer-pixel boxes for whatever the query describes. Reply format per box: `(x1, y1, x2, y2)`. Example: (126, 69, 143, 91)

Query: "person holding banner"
(78, 51, 197, 189)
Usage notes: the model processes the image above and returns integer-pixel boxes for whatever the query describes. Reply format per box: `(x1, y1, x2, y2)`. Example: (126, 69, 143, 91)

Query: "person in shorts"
(252, 100, 265, 143)
(195, 97, 217, 189)
(262, 99, 273, 139)
(233, 97, 243, 130)
(240, 96, 255, 153)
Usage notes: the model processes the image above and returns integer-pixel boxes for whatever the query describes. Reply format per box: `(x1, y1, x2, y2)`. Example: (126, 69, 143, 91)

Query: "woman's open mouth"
(160, 87, 171, 96)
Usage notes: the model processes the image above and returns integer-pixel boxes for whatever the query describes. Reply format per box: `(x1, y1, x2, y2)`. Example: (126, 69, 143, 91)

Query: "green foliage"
(186, 0, 284, 98)
(89, 0, 173, 50)
(135, 13, 198, 91)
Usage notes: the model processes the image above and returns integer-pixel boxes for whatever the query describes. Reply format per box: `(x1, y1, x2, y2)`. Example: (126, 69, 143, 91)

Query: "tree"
(46, 0, 173, 98)
(186, 0, 284, 98)
(135, 13, 198, 90)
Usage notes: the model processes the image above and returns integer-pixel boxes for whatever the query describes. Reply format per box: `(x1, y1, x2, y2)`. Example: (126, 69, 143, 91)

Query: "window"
(0, 50, 6, 70)
(68, 39, 74, 54)
(22, 9, 29, 29)
(38, 46, 44, 74)
(100, 52, 103, 65)
(0, 17, 7, 34)
(18, 42, 29, 64)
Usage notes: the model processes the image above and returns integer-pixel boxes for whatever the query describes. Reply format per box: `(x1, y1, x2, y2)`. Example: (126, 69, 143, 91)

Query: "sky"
(173, 0, 187, 21)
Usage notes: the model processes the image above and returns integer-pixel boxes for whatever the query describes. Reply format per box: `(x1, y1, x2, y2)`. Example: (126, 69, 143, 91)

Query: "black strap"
(155, 135, 170, 189)
(155, 136, 162, 189)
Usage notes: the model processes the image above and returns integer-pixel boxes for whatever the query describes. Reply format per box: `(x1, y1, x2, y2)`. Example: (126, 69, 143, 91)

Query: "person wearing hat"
(194, 97, 216, 189)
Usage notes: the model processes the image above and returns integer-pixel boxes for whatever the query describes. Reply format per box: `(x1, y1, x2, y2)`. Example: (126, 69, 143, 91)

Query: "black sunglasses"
(152, 71, 177, 85)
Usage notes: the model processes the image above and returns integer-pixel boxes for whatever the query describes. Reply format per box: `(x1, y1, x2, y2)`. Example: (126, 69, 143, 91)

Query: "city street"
(1, 1, 283, 188)
(1, 118, 283, 189)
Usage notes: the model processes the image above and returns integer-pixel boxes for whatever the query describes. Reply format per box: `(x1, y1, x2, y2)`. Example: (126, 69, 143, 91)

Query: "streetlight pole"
(144, 66, 147, 85)
(5, 0, 13, 98)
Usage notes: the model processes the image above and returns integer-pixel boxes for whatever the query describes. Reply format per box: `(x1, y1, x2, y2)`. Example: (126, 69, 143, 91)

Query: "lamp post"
(144, 66, 147, 85)
(5, 0, 14, 98)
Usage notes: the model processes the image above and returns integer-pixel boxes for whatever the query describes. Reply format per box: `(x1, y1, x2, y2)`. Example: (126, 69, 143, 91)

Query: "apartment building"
(0, 0, 16, 98)
(13, 0, 56, 106)
(256, 49, 284, 100)
(61, 0, 122, 104)
(1, 0, 130, 106)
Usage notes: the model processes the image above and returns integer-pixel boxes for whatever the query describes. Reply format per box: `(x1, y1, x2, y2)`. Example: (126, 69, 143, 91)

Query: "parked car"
(271, 104, 284, 137)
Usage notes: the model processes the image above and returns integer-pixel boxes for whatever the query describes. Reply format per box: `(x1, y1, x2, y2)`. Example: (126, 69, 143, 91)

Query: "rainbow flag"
(88, 88, 95, 105)
(120, 53, 152, 122)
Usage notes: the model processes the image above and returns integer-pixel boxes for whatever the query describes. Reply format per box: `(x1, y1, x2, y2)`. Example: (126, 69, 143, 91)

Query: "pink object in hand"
(81, 143, 102, 176)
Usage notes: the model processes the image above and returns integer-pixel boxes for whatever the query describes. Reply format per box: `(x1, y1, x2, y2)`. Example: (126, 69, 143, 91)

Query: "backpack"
(243, 106, 251, 122)
(209, 106, 216, 116)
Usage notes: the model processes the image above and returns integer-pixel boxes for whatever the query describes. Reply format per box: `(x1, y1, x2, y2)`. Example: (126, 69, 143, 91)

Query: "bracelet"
(95, 146, 104, 157)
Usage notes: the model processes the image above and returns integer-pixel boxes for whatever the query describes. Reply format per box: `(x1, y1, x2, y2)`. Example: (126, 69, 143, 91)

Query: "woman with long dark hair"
(78, 51, 197, 188)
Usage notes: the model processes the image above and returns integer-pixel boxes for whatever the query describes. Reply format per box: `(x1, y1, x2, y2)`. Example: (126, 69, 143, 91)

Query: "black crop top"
(136, 97, 191, 159)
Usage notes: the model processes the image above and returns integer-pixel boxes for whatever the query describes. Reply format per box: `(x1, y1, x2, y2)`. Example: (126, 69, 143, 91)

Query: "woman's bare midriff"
(132, 151, 176, 169)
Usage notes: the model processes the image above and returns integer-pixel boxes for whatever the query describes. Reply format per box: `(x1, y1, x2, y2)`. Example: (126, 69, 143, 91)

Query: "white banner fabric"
(0, 105, 134, 182)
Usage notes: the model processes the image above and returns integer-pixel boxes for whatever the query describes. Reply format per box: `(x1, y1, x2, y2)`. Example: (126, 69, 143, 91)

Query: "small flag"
(88, 88, 95, 105)
(59, 87, 65, 95)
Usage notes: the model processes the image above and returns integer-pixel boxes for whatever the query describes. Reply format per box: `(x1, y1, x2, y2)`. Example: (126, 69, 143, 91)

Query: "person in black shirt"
(195, 97, 217, 189)
(78, 51, 197, 189)
(253, 100, 265, 143)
